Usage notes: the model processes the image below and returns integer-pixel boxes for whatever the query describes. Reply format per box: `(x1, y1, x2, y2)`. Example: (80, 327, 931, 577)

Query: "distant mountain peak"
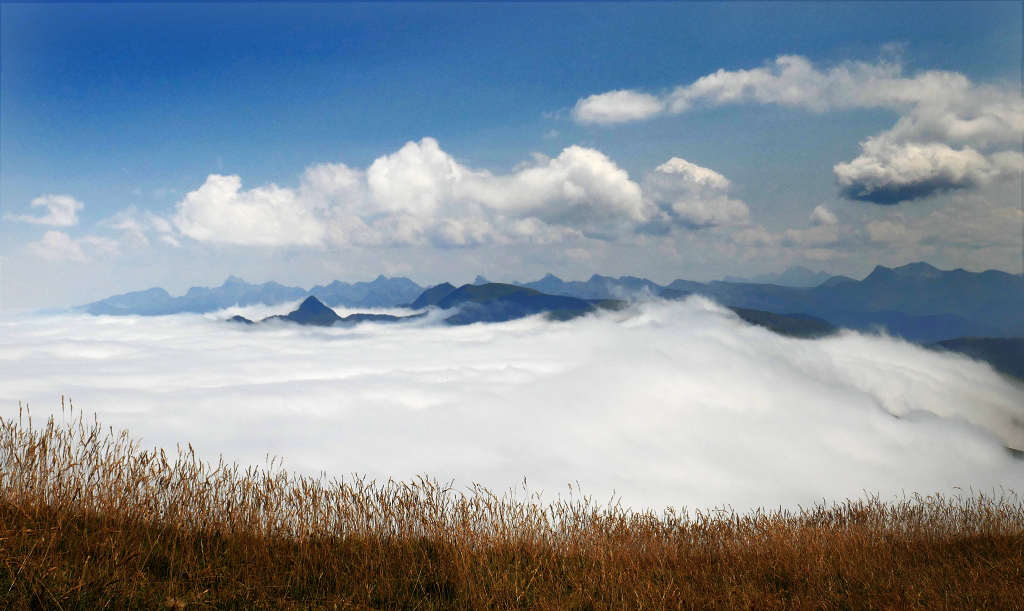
(296, 295, 329, 311)
(473, 275, 490, 285)
(223, 275, 246, 285)
(866, 262, 944, 282)
(409, 282, 459, 309)
(281, 296, 342, 326)
(722, 266, 832, 287)
(892, 261, 941, 277)
(540, 273, 562, 282)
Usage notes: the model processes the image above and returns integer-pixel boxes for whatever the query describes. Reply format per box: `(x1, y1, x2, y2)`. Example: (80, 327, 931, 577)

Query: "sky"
(4, 299, 1022, 511)
(2, 1, 1022, 308)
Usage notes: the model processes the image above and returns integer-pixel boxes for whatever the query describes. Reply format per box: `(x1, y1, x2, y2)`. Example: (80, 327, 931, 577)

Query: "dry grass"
(2, 400, 1022, 610)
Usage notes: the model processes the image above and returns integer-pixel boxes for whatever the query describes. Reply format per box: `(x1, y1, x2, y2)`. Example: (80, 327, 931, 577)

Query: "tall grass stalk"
(2, 400, 1022, 609)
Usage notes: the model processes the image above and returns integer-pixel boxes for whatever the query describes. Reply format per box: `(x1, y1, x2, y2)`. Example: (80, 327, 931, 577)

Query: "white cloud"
(102, 206, 184, 250)
(3, 300, 1022, 512)
(174, 174, 328, 247)
(11, 195, 84, 226)
(27, 230, 118, 262)
(27, 231, 85, 261)
(834, 140, 1020, 205)
(732, 205, 846, 258)
(572, 53, 1024, 204)
(572, 89, 666, 124)
(642, 157, 750, 228)
(783, 205, 842, 247)
(172, 138, 668, 248)
(810, 204, 838, 226)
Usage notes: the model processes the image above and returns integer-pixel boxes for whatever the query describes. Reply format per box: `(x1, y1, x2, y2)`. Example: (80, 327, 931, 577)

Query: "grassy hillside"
(2, 404, 1022, 610)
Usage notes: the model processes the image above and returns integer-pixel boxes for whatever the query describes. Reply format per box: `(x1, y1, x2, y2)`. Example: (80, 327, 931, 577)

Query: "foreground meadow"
(2, 405, 1022, 610)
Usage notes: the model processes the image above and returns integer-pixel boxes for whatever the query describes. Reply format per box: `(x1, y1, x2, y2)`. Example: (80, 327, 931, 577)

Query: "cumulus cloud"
(3, 300, 1022, 512)
(641, 158, 750, 229)
(10, 195, 84, 226)
(172, 138, 675, 248)
(175, 174, 328, 247)
(27, 230, 118, 262)
(577, 55, 1022, 142)
(572, 90, 666, 124)
(572, 53, 1024, 204)
(834, 140, 1020, 204)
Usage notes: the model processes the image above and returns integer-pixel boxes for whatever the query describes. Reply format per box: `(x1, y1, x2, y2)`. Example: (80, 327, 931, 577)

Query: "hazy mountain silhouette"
(81, 276, 423, 315)
(435, 283, 600, 325)
(82, 287, 174, 315)
(513, 273, 662, 300)
(659, 262, 1023, 342)
(82, 277, 308, 315)
(308, 275, 423, 308)
(81, 262, 1023, 344)
(723, 266, 834, 287)
(260, 296, 426, 327)
(819, 275, 857, 287)
(932, 338, 1024, 380)
(729, 308, 837, 338)
(504, 263, 1022, 342)
(409, 283, 458, 309)
(263, 296, 343, 326)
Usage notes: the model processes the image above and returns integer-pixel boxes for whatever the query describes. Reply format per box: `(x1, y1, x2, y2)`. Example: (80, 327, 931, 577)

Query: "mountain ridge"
(79, 262, 1024, 343)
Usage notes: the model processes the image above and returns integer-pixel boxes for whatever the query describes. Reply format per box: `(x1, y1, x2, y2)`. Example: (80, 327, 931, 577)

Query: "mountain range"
(231, 296, 426, 327)
(226, 286, 1023, 380)
(82, 274, 421, 316)
(80, 262, 1024, 344)
(232, 284, 627, 327)
(723, 265, 838, 287)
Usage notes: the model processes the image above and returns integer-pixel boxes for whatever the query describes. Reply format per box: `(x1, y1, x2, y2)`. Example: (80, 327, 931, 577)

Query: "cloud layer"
(172, 139, 743, 248)
(573, 54, 1023, 204)
(3, 300, 1022, 512)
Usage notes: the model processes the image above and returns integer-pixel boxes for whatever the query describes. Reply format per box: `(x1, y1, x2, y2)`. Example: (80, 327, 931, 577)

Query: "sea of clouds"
(2, 297, 1023, 512)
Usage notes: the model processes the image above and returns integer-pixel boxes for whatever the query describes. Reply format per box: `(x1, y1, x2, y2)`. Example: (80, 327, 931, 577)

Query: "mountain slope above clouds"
(80, 262, 1023, 344)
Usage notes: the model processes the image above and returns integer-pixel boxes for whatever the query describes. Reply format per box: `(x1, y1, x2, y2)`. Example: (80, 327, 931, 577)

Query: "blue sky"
(2, 2, 1022, 307)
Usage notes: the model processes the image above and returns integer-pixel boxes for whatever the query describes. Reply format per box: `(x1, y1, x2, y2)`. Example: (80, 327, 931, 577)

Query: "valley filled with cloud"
(4, 300, 1022, 512)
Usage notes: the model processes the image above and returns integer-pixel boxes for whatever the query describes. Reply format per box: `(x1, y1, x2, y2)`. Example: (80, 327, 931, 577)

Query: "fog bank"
(2, 298, 1022, 511)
